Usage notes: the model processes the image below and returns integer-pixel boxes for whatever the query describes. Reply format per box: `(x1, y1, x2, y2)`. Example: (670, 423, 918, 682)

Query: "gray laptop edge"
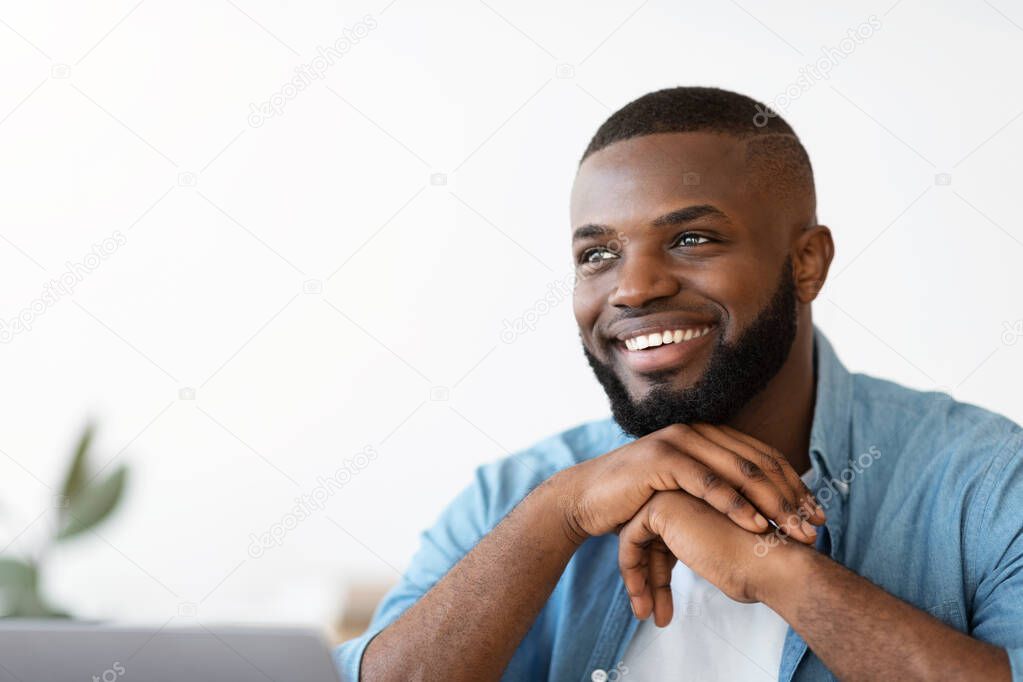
(0, 621, 342, 682)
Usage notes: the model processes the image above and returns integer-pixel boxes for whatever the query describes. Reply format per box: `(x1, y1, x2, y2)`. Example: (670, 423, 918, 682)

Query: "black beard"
(582, 260, 798, 437)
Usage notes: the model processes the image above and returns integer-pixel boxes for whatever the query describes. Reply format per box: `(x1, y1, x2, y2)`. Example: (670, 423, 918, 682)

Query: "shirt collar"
(808, 324, 854, 482)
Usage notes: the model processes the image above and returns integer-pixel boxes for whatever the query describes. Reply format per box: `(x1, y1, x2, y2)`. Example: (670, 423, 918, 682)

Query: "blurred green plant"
(0, 424, 128, 618)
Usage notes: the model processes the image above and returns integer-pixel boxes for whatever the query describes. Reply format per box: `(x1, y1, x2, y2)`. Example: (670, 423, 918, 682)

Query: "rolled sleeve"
(967, 428, 1023, 681)
(332, 453, 555, 681)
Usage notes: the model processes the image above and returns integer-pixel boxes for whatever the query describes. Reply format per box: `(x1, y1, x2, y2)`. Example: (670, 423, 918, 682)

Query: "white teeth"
(623, 326, 712, 351)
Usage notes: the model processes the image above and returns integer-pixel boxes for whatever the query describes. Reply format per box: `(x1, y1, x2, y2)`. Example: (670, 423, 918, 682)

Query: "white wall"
(1, 0, 1021, 627)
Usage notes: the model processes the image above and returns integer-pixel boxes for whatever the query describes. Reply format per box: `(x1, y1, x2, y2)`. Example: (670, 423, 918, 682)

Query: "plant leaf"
(0, 557, 37, 618)
(0, 558, 71, 619)
(57, 466, 127, 541)
(60, 423, 95, 505)
(0, 557, 35, 591)
(9, 588, 70, 619)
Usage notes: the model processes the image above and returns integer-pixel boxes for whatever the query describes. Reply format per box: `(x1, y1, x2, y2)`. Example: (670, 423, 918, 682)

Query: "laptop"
(0, 621, 342, 682)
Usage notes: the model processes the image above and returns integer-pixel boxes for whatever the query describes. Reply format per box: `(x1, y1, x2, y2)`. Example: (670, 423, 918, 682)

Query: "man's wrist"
(527, 475, 589, 551)
(753, 534, 820, 609)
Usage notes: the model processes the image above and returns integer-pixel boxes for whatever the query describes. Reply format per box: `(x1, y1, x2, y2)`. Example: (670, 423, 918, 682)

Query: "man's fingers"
(619, 510, 658, 621)
(716, 424, 827, 525)
(692, 423, 799, 502)
(658, 425, 817, 544)
(693, 424, 824, 538)
(649, 541, 676, 627)
(660, 453, 771, 534)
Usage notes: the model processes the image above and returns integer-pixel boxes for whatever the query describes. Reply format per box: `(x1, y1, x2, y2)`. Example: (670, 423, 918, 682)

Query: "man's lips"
(610, 323, 717, 374)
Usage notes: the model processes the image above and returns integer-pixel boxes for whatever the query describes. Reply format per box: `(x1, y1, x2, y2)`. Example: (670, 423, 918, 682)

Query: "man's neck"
(725, 324, 817, 474)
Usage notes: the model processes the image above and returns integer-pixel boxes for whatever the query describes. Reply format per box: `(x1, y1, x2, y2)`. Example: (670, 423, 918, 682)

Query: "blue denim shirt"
(335, 326, 1023, 680)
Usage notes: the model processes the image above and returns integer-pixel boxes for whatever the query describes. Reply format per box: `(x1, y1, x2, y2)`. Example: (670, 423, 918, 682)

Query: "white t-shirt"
(619, 468, 815, 681)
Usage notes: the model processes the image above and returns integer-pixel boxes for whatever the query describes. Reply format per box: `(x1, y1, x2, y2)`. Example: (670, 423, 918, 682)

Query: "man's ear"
(792, 225, 834, 303)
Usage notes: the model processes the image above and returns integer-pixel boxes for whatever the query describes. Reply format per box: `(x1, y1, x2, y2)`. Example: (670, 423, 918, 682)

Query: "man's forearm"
(360, 479, 579, 681)
(761, 545, 1010, 681)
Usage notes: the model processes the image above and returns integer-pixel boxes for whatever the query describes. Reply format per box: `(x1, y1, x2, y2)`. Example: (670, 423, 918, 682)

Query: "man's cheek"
(572, 301, 602, 347)
(571, 292, 593, 327)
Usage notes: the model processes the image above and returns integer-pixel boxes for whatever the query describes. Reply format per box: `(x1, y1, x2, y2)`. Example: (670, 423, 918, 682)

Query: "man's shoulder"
(478, 415, 623, 482)
(849, 369, 1023, 478)
(465, 416, 624, 521)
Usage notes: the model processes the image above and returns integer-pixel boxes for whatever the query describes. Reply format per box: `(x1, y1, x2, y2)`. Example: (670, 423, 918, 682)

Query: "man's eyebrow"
(650, 204, 728, 227)
(572, 224, 614, 242)
(572, 204, 729, 242)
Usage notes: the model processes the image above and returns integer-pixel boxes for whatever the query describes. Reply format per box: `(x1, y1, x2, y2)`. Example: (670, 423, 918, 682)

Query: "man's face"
(570, 132, 800, 436)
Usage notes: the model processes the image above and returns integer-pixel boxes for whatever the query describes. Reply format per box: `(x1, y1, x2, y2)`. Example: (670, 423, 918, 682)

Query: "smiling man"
(335, 87, 1023, 681)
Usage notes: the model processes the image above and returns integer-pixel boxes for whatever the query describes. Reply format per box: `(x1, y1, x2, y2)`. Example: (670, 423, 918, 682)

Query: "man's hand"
(551, 423, 824, 547)
(616, 490, 1013, 682)
(617, 488, 803, 625)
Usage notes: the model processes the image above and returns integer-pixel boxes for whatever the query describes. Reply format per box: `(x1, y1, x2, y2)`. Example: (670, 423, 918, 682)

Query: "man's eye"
(581, 247, 619, 264)
(674, 233, 712, 248)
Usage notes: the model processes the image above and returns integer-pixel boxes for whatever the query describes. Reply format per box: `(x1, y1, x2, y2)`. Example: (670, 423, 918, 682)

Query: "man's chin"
(608, 396, 703, 437)
(613, 359, 707, 397)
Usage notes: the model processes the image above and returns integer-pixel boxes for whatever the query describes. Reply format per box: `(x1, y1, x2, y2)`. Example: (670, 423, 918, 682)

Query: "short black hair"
(580, 86, 816, 223)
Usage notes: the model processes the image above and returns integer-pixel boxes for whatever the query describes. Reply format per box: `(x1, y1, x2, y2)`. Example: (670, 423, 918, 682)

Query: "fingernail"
(801, 520, 817, 537)
(754, 513, 768, 529)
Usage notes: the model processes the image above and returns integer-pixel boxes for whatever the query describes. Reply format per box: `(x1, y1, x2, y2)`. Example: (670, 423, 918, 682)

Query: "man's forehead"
(570, 132, 751, 224)
(579, 131, 746, 170)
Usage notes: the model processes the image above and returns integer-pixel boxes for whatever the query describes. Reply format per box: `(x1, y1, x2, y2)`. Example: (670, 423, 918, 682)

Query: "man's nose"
(607, 254, 680, 308)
